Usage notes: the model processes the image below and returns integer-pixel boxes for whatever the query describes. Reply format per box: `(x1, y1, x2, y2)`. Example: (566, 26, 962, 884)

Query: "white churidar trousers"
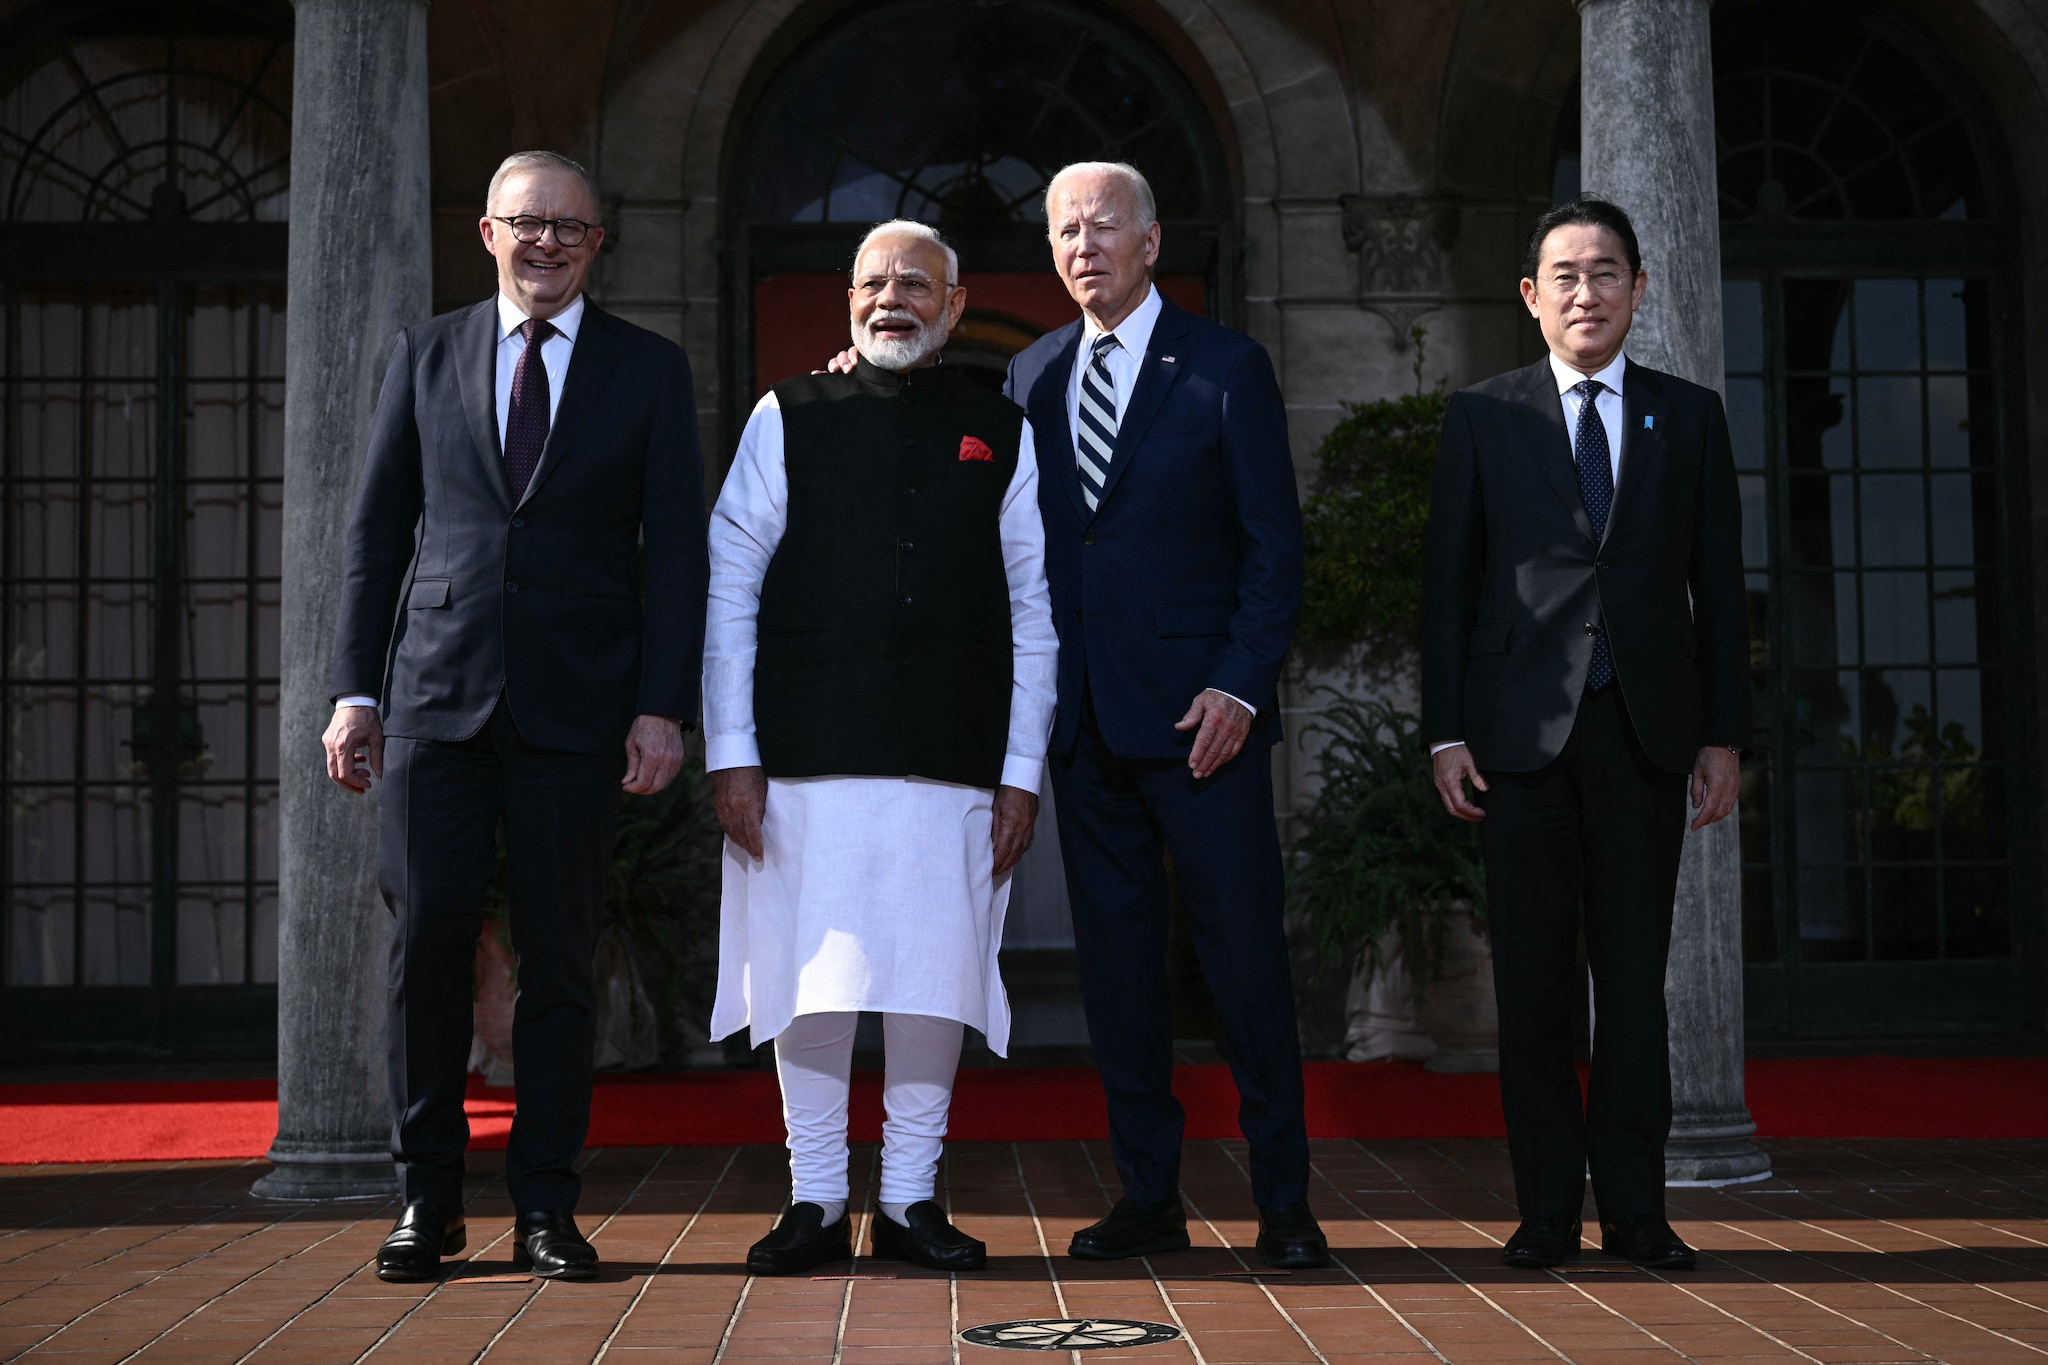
(774, 1010, 964, 1206)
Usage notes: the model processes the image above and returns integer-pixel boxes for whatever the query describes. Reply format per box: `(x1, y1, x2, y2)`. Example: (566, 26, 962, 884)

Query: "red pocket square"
(958, 435, 994, 462)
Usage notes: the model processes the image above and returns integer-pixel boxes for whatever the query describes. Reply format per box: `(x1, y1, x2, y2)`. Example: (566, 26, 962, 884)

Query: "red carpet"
(0, 1057, 2040, 1166)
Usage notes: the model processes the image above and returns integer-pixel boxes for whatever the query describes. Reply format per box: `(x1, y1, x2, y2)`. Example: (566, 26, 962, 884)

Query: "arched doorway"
(724, 0, 1234, 428)
(1711, 2, 2027, 1035)
(0, 0, 291, 1056)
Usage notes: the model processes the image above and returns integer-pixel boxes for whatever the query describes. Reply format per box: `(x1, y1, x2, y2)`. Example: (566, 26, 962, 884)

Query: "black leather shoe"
(512, 1210, 599, 1280)
(1502, 1215, 1582, 1269)
(747, 1202, 853, 1275)
(1254, 1201, 1331, 1269)
(1068, 1197, 1192, 1261)
(377, 1202, 466, 1282)
(869, 1200, 987, 1272)
(1600, 1215, 1696, 1269)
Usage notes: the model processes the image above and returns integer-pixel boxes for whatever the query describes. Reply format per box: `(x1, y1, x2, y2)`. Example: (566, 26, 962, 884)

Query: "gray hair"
(486, 150, 600, 216)
(852, 219, 960, 285)
(1044, 161, 1157, 232)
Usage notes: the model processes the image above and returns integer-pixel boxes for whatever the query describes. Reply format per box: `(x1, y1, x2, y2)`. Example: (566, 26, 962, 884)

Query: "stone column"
(254, 0, 434, 1201)
(1575, 0, 1771, 1186)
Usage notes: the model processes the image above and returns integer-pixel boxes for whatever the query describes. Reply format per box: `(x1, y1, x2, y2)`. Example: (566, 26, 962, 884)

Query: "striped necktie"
(1076, 333, 1120, 512)
(503, 317, 555, 501)
(1573, 378, 1616, 692)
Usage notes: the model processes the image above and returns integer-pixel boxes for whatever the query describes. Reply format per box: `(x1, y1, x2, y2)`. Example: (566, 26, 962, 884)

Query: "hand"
(1690, 746, 1741, 831)
(622, 714, 685, 795)
(323, 705, 384, 794)
(991, 784, 1038, 876)
(1431, 743, 1488, 821)
(820, 346, 859, 375)
(1174, 689, 1252, 780)
(714, 765, 767, 859)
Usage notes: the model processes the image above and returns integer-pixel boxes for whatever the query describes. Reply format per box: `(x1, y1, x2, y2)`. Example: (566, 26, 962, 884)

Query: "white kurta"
(703, 389, 1058, 1055)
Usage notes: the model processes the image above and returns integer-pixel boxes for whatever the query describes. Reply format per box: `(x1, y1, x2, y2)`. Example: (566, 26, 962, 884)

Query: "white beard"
(853, 308, 949, 371)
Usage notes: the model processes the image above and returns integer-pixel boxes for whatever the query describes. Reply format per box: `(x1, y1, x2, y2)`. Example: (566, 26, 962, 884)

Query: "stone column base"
(251, 1142, 398, 1201)
(1666, 1113, 1773, 1187)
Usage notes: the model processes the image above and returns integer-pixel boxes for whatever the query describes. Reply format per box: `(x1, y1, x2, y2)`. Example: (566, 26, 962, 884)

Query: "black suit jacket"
(1420, 356, 1749, 774)
(1005, 297, 1303, 758)
(331, 298, 709, 754)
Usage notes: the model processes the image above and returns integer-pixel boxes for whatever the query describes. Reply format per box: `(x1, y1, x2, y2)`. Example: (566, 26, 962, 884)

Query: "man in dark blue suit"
(323, 151, 708, 1283)
(1005, 162, 1322, 1268)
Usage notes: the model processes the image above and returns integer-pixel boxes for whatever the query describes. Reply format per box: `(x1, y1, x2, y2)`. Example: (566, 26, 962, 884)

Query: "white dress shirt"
(1431, 349, 1629, 756)
(334, 293, 587, 712)
(1062, 282, 1254, 718)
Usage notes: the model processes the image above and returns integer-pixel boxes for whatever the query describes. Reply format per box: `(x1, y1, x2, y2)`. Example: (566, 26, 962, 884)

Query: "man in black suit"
(1421, 197, 1748, 1271)
(324, 150, 708, 1282)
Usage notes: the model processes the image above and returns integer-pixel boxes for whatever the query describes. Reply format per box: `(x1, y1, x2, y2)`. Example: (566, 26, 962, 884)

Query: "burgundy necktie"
(503, 317, 555, 500)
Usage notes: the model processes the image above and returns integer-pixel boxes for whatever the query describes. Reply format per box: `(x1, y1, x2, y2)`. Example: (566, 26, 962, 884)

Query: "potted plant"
(1290, 693, 1493, 1070)
(1288, 340, 1496, 1068)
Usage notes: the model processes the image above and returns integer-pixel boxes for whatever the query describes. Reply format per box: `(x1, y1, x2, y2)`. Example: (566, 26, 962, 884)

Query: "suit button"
(1596, 561, 1608, 571)
(1584, 623, 1596, 635)
(900, 540, 914, 552)
(507, 582, 520, 594)
(511, 518, 525, 529)
(1083, 533, 1096, 546)
(903, 485, 917, 497)
(902, 437, 915, 448)
(901, 596, 914, 608)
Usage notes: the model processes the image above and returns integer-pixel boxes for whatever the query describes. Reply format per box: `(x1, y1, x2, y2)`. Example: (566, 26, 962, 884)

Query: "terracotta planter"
(1410, 903, 1498, 1073)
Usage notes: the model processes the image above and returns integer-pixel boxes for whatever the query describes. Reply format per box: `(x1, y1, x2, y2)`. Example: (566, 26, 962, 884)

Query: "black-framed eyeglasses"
(494, 214, 595, 247)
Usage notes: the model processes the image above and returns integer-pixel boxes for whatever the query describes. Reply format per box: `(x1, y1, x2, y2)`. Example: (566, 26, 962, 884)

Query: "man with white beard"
(704, 220, 1056, 1274)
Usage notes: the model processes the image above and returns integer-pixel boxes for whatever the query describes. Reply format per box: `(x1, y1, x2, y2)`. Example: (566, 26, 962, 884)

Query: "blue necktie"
(1573, 379, 1615, 692)
(1076, 334, 1120, 512)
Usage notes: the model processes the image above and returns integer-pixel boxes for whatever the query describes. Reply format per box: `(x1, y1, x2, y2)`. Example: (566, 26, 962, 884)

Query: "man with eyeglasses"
(705, 220, 1055, 1275)
(1421, 196, 1749, 1272)
(325, 150, 708, 1283)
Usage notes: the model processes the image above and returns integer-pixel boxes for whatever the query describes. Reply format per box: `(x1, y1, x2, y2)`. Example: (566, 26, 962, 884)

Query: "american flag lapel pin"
(1162, 355, 1177, 364)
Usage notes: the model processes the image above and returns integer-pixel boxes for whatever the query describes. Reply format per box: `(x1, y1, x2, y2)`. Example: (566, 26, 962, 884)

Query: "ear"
(945, 283, 969, 330)
(1141, 220, 1162, 269)
(479, 215, 497, 253)
(1630, 266, 1650, 310)
(1519, 276, 1541, 318)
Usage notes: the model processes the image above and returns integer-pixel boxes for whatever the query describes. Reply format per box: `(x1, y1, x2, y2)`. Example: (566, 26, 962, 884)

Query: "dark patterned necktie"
(1573, 378, 1616, 692)
(1076, 333, 1120, 512)
(503, 317, 555, 500)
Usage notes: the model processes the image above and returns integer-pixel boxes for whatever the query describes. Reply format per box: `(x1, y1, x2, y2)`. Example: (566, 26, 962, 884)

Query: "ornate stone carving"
(1339, 193, 1460, 346)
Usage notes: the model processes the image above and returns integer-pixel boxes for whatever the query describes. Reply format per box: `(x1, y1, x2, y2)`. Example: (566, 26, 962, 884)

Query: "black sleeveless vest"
(757, 357, 1024, 788)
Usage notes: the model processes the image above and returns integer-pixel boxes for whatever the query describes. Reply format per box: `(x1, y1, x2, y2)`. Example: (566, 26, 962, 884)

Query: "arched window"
(0, 0, 290, 1055)
(1711, 2, 2023, 1035)
(727, 0, 1231, 417)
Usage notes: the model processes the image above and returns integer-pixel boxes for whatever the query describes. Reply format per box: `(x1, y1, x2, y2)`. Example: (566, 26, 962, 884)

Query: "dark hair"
(1521, 196, 1642, 282)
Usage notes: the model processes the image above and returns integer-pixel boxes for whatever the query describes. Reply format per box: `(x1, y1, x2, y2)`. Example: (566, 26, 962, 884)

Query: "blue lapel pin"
(1643, 414, 1656, 430)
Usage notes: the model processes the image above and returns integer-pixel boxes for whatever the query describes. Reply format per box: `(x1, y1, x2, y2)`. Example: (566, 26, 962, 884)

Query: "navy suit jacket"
(1005, 296, 1303, 759)
(1420, 357, 1750, 774)
(330, 298, 709, 754)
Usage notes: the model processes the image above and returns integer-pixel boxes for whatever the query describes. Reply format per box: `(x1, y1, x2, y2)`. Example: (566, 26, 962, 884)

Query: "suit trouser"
(380, 702, 624, 1214)
(1479, 685, 1687, 1222)
(1052, 708, 1310, 1209)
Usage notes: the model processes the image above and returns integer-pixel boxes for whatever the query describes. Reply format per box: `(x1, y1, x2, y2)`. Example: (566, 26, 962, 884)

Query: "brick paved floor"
(0, 1137, 2042, 1363)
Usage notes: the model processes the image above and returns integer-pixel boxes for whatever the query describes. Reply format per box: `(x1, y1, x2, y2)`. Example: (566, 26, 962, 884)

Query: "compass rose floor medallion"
(959, 1318, 1184, 1351)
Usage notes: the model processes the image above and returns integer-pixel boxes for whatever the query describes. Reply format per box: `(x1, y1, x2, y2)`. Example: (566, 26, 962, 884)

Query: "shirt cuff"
(999, 754, 1044, 794)
(1211, 688, 1257, 718)
(1429, 740, 1466, 755)
(334, 695, 379, 710)
(703, 733, 762, 771)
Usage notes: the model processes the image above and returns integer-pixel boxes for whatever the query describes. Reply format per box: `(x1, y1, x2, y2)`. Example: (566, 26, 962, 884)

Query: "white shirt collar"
(1083, 282, 1163, 358)
(496, 291, 586, 343)
(1549, 348, 1627, 397)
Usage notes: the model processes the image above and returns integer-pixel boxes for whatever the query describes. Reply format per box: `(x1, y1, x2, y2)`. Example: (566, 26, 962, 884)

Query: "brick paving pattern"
(0, 1137, 2041, 1363)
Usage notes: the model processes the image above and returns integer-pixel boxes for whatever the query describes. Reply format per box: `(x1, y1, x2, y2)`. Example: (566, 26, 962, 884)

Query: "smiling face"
(1047, 171, 1160, 332)
(1519, 222, 1648, 375)
(847, 231, 967, 371)
(478, 166, 604, 320)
